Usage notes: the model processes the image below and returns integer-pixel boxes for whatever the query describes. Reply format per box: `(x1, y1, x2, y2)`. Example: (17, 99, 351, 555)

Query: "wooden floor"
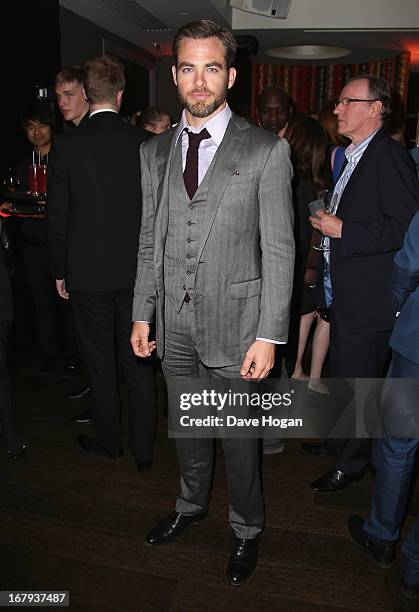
(1, 364, 418, 612)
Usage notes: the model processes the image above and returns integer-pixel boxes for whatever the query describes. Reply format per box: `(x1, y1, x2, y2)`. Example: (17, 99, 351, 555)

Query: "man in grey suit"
(131, 20, 294, 585)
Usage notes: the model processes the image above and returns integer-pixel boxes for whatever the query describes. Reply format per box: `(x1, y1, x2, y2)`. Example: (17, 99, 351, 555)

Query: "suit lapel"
(155, 126, 181, 203)
(338, 128, 385, 211)
(153, 125, 183, 273)
(196, 115, 250, 264)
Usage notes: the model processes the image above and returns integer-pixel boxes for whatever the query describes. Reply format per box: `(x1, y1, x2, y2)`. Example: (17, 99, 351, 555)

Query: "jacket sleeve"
(256, 137, 295, 342)
(341, 146, 419, 257)
(46, 139, 69, 280)
(392, 211, 419, 312)
(132, 141, 157, 322)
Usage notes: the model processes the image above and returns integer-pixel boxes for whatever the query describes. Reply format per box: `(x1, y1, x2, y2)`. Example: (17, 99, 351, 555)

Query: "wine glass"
(3, 168, 20, 192)
(312, 189, 334, 252)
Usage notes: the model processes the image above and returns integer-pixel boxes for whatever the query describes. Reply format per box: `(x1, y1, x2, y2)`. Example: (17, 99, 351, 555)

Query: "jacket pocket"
(230, 277, 262, 299)
(227, 171, 256, 185)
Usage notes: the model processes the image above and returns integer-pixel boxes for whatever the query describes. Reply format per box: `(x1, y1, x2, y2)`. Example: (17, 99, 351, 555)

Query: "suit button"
(189, 204, 193, 209)
(186, 270, 192, 275)
(186, 254, 192, 259)
(186, 238, 192, 243)
(183, 285, 186, 290)
(186, 220, 192, 226)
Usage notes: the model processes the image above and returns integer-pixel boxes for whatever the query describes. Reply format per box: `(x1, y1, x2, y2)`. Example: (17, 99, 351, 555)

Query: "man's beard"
(178, 84, 228, 118)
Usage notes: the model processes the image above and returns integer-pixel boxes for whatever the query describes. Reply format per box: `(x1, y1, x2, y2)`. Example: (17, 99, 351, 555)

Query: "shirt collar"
(89, 108, 118, 118)
(346, 128, 380, 160)
(176, 103, 232, 145)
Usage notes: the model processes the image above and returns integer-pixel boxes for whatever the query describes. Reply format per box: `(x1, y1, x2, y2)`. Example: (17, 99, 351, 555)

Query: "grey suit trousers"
(162, 297, 264, 539)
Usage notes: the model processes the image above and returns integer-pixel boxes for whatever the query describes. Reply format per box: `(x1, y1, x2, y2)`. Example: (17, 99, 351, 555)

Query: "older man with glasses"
(303, 74, 419, 494)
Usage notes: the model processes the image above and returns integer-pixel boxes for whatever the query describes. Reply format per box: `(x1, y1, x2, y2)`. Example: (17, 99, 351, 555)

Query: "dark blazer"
(47, 111, 148, 291)
(329, 128, 419, 333)
(390, 211, 419, 363)
(409, 147, 419, 181)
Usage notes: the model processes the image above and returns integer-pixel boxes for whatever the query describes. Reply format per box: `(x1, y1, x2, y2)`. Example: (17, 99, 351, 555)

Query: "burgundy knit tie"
(183, 128, 211, 199)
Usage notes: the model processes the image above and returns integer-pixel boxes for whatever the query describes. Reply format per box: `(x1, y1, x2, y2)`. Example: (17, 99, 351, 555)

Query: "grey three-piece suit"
(133, 112, 294, 538)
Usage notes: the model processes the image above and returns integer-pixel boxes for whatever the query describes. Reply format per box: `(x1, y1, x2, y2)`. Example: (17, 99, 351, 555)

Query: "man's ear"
(116, 90, 124, 109)
(171, 65, 178, 87)
(82, 87, 88, 101)
(371, 100, 383, 119)
(227, 67, 237, 90)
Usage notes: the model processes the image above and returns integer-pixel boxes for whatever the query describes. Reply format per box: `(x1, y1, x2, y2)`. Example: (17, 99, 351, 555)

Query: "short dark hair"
(172, 20, 237, 69)
(135, 107, 171, 127)
(346, 74, 392, 120)
(55, 66, 85, 88)
(83, 55, 125, 105)
(20, 100, 58, 132)
(256, 85, 293, 115)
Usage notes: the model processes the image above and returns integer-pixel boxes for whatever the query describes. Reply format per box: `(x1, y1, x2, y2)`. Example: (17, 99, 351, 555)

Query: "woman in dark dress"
(284, 115, 332, 393)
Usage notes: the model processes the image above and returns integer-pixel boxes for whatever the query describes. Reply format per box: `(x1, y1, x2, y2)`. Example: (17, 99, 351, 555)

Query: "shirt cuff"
(256, 337, 286, 345)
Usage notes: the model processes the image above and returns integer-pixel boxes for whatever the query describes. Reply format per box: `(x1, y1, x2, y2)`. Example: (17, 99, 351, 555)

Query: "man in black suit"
(55, 66, 92, 408)
(47, 55, 156, 470)
(305, 75, 419, 492)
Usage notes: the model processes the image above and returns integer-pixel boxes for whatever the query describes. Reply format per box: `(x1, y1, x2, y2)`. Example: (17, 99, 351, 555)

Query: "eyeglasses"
(334, 97, 379, 108)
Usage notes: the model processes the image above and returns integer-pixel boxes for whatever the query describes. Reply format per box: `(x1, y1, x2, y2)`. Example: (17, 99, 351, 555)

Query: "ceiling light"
(266, 45, 351, 60)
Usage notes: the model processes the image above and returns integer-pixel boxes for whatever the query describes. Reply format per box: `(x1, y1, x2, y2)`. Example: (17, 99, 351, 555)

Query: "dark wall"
(59, 6, 116, 66)
(1, 0, 61, 173)
(155, 57, 182, 122)
(59, 7, 154, 119)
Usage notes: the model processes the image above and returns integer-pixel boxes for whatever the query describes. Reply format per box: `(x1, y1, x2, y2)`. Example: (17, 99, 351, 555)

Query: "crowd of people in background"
(1, 17, 419, 599)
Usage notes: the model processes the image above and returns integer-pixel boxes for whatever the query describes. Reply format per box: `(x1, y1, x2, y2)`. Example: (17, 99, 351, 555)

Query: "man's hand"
(0, 202, 12, 212)
(130, 322, 156, 357)
(240, 340, 276, 380)
(56, 279, 69, 300)
(309, 210, 342, 238)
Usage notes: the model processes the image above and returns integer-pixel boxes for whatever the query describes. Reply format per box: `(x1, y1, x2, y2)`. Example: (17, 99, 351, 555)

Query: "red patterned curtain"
(251, 52, 411, 121)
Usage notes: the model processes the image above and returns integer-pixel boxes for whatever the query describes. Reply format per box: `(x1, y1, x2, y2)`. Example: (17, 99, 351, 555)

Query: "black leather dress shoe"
(77, 435, 123, 460)
(136, 461, 152, 473)
(67, 385, 91, 400)
(310, 468, 362, 493)
(8, 444, 28, 461)
(302, 441, 335, 456)
(347, 515, 395, 569)
(72, 408, 93, 424)
(401, 579, 419, 601)
(227, 537, 258, 586)
(145, 511, 207, 546)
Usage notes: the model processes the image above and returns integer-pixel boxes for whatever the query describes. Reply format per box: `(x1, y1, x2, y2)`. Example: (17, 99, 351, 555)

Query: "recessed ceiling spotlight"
(266, 45, 351, 60)
(179, 12, 190, 16)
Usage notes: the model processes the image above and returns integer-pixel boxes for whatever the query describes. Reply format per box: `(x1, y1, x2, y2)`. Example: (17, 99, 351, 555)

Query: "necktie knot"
(185, 128, 211, 148)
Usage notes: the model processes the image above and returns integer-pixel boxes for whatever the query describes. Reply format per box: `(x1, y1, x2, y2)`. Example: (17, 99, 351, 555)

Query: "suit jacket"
(47, 111, 148, 291)
(133, 113, 295, 366)
(390, 211, 419, 363)
(328, 128, 419, 333)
